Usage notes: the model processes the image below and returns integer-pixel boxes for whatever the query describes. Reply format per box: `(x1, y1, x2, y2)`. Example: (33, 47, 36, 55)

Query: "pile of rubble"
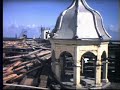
(3, 41, 29, 49)
(3, 39, 51, 89)
(3, 59, 41, 83)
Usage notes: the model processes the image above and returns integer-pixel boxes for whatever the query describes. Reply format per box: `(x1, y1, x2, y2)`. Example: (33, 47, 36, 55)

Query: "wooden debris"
(10, 74, 24, 82)
(6, 61, 22, 72)
(3, 83, 48, 90)
(3, 39, 52, 89)
(9, 58, 22, 62)
(4, 49, 51, 59)
(3, 74, 18, 82)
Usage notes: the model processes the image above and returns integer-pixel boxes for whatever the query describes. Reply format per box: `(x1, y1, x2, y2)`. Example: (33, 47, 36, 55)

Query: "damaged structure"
(4, 0, 120, 89)
(49, 0, 111, 89)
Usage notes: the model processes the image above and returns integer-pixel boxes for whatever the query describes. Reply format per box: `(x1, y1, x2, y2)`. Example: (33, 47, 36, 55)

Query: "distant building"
(41, 27, 50, 40)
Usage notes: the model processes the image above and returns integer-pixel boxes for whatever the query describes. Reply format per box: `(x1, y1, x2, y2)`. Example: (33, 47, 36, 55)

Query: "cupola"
(50, 0, 111, 40)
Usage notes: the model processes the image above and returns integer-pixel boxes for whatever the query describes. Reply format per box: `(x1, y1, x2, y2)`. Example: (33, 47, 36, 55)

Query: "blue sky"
(3, 0, 120, 40)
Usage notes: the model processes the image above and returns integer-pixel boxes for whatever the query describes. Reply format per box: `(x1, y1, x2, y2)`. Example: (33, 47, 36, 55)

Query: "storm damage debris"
(3, 39, 51, 89)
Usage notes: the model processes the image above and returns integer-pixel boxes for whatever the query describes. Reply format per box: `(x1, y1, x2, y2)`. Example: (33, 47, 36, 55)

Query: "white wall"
(41, 29, 50, 40)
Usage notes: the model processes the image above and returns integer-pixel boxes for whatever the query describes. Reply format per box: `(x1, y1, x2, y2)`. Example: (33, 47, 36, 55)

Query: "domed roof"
(51, 0, 111, 40)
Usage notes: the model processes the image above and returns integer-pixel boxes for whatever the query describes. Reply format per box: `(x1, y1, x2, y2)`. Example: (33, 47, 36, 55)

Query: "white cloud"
(32, 24, 36, 28)
(27, 24, 31, 28)
(109, 25, 114, 31)
(108, 24, 118, 32)
(26, 24, 38, 28)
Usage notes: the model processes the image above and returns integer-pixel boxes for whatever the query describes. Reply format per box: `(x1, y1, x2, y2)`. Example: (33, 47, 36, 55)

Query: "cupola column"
(102, 59, 109, 83)
(102, 50, 109, 83)
(95, 47, 102, 86)
(73, 46, 81, 88)
(55, 60, 61, 81)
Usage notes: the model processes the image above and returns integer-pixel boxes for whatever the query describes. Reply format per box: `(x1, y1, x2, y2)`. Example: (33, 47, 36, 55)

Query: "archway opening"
(81, 52, 97, 79)
(59, 51, 74, 82)
(101, 51, 106, 79)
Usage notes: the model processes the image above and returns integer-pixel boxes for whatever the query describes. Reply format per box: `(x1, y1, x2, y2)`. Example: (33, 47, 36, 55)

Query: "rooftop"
(51, 0, 111, 41)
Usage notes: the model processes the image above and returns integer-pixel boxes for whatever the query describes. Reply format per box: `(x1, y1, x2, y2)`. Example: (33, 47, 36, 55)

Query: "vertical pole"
(55, 61, 61, 81)
(95, 60, 102, 86)
(102, 49, 109, 83)
(95, 47, 102, 86)
(73, 46, 81, 89)
(102, 60, 109, 83)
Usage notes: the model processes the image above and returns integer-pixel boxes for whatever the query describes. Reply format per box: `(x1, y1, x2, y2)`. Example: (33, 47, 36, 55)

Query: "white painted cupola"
(50, 0, 111, 40)
(49, 0, 111, 89)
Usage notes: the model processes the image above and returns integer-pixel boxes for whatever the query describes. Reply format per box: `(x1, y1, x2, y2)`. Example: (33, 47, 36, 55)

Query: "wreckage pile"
(3, 39, 77, 90)
(3, 39, 51, 89)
